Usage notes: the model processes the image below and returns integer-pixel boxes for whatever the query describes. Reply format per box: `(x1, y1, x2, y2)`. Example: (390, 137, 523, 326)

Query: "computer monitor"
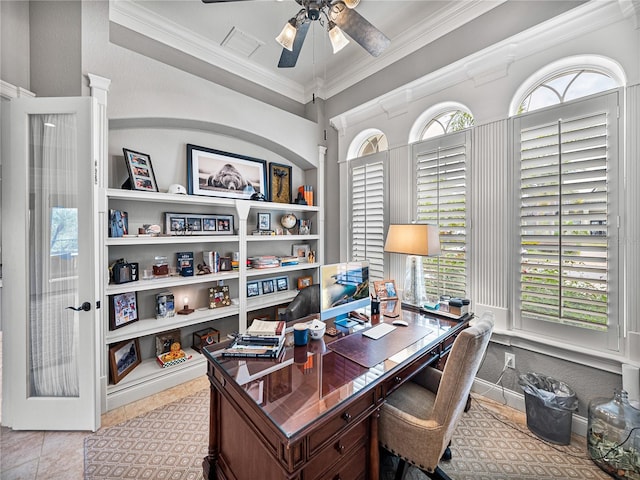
(320, 261, 371, 321)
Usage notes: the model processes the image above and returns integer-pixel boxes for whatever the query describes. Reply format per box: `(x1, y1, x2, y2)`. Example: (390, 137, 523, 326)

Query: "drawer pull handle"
(395, 376, 402, 383)
(341, 412, 352, 422)
(335, 443, 345, 454)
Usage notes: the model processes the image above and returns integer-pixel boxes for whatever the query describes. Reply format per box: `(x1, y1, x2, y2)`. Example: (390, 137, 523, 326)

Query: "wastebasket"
(519, 372, 578, 445)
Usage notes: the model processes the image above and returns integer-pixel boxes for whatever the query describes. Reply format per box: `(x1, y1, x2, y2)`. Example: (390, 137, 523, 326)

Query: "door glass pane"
(28, 113, 80, 397)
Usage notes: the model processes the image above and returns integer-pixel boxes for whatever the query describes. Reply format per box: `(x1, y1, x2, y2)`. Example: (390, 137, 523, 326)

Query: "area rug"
(85, 390, 610, 480)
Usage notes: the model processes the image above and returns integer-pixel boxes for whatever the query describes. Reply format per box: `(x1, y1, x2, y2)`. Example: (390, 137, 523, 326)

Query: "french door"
(3, 96, 99, 430)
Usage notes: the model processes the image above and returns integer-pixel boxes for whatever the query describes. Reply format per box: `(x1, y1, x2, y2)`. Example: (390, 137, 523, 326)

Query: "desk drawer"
(308, 443, 367, 480)
(382, 351, 438, 397)
(309, 392, 374, 454)
(304, 419, 368, 480)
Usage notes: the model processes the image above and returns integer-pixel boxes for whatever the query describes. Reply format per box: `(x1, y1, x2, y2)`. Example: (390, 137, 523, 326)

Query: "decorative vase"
(587, 389, 640, 479)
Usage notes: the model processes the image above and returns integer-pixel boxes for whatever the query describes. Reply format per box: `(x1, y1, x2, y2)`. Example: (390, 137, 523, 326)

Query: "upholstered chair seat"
(379, 315, 494, 480)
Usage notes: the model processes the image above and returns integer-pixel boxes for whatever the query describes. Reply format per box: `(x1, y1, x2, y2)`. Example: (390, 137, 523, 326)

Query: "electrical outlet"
(505, 352, 515, 369)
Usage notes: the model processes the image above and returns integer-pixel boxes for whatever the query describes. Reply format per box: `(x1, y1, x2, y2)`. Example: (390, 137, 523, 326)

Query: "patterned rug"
(85, 390, 610, 480)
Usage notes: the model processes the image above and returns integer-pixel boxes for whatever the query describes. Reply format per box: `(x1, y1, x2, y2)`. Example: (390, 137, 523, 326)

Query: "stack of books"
(279, 256, 299, 266)
(222, 320, 286, 358)
(248, 256, 280, 269)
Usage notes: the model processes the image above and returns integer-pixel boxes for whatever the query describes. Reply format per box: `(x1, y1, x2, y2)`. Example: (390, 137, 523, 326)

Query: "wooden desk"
(202, 308, 471, 480)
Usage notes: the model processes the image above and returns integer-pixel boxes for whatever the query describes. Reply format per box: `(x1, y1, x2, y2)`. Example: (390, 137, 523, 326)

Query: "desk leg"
(202, 380, 220, 480)
(370, 409, 380, 480)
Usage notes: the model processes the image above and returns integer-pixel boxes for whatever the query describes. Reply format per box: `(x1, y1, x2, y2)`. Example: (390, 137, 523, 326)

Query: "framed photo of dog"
(186, 144, 267, 200)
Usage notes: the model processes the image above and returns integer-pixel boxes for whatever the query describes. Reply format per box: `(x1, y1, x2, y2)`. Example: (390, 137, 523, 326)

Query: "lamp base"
(177, 307, 194, 315)
(403, 255, 427, 306)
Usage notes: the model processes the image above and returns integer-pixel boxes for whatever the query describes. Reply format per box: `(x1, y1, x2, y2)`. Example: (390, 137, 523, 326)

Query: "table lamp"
(383, 224, 441, 307)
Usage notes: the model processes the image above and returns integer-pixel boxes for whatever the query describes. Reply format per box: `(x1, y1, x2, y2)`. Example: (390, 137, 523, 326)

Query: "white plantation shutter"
(513, 92, 619, 350)
(414, 131, 469, 299)
(350, 154, 386, 280)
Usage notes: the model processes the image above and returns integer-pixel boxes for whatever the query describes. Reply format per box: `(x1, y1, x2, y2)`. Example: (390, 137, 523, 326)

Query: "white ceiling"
(110, 0, 505, 103)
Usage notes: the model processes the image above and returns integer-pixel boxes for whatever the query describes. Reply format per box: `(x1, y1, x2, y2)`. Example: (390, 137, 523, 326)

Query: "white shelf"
(105, 271, 239, 295)
(106, 347, 206, 396)
(247, 234, 319, 242)
(106, 305, 239, 344)
(247, 290, 298, 311)
(107, 188, 236, 207)
(106, 235, 239, 246)
(246, 263, 318, 278)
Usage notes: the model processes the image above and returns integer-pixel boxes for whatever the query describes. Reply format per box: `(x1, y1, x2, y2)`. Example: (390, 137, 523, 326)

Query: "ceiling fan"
(201, 0, 391, 68)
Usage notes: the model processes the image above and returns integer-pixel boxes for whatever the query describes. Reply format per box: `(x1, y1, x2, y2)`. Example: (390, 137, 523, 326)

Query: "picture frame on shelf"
(276, 276, 288, 292)
(374, 280, 398, 300)
(209, 285, 231, 308)
(269, 163, 292, 204)
(108, 209, 128, 237)
(155, 329, 182, 356)
(109, 291, 138, 331)
(164, 212, 234, 236)
(247, 281, 260, 297)
(122, 148, 158, 192)
(292, 244, 310, 261)
(297, 276, 313, 290)
(186, 143, 267, 201)
(109, 338, 141, 385)
(262, 278, 275, 294)
(257, 212, 271, 231)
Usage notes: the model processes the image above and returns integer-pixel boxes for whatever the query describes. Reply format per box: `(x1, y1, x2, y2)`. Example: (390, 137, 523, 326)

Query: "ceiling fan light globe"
(276, 20, 297, 51)
(343, 0, 360, 8)
(329, 24, 349, 53)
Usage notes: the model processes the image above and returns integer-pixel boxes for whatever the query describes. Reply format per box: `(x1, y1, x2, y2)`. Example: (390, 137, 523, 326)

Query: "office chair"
(281, 284, 320, 321)
(379, 314, 494, 480)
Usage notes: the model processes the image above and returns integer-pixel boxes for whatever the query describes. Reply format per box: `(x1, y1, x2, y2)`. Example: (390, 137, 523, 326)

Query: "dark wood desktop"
(202, 306, 472, 480)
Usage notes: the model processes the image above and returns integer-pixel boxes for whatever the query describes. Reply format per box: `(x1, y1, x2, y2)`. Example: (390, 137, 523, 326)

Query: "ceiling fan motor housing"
(306, 1, 322, 20)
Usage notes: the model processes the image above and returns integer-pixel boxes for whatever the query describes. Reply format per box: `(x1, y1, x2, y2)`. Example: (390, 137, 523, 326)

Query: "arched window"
(420, 110, 474, 140)
(347, 128, 388, 161)
(409, 102, 474, 144)
(510, 55, 624, 116)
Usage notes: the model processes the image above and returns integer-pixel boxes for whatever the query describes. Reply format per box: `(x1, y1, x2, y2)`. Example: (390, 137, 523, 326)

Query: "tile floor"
(0, 355, 209, 480)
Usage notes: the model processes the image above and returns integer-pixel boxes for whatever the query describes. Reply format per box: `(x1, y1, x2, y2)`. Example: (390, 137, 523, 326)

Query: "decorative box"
(192, 328, 220, 353)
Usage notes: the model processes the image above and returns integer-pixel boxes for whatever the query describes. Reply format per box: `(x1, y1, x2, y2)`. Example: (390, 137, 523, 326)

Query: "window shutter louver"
(416, 142, 468, 299)
(519, 111, 609, 330)
(351, 160, 385, 280)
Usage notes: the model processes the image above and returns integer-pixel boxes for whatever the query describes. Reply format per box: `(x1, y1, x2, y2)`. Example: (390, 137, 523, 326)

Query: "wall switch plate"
(505, 352, 515, 369)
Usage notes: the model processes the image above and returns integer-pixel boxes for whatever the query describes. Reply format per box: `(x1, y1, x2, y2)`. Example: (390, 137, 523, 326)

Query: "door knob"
(66, 302, 91, 312)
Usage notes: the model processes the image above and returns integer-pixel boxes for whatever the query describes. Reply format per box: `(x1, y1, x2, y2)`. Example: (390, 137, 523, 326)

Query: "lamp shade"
(384, 224, 441, 256)
(276, 19, 297, 51)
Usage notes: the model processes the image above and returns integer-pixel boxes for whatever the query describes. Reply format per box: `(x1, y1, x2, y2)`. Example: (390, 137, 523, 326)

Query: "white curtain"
(29, 114, 80, 397)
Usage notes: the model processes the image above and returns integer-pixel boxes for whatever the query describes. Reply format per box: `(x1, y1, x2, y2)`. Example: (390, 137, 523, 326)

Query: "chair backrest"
(281, 284, 320, 321)
(430, 315, 494, 443)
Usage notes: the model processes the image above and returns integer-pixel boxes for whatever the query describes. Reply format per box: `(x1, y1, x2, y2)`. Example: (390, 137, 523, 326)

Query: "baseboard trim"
(471, 377, 588, 438)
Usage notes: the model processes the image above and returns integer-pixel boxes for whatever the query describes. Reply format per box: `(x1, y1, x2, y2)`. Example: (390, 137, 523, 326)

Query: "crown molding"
(330, 0, 625, 133)
(323, 0, 507, 99)
(0, 80, 35, 99)
(109, 0, 306, 103)
(618, 0, 640, 29)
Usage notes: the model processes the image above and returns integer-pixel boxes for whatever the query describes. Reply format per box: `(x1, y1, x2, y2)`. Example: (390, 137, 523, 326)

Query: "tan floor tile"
(0, 429, 44, 471)
(36, 442, 84, 480)
(100, 406, 127, 429)
(2, 458, 39, 480)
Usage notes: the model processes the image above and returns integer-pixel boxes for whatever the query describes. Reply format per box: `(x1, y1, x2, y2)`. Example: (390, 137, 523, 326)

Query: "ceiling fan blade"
(330, 1, 390, 57)
(278, 21, 310, 68)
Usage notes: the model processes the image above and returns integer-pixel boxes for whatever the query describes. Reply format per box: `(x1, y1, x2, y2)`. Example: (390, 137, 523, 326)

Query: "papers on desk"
(362, 322, 396, 340)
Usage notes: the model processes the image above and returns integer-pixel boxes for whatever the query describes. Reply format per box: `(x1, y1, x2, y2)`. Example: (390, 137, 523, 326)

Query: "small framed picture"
(217, 217, 232, 233)
(122, 148, 158, 192)
(262, 279, 275, 294)
(109, 291, 138, 330)
(187, 217, 202, 232)
(219, 257, 232, 271)
(257, 212, 271, 231)
(292, 244, 310, 260)
(276, 276, 288, 292)
(109, 338, 141, 384)
(297, 275, 313, 290)
(269, 162, 292, 204)
(374, 280, 398, 300)
(247, 281, 260, 297)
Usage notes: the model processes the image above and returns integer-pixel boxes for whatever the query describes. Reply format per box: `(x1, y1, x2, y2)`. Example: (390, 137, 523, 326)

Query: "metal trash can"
(519, 372, 578, 445)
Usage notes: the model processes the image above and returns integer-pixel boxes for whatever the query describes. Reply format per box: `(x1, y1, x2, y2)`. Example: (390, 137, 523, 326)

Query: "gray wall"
(1, 1, 30, 89)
